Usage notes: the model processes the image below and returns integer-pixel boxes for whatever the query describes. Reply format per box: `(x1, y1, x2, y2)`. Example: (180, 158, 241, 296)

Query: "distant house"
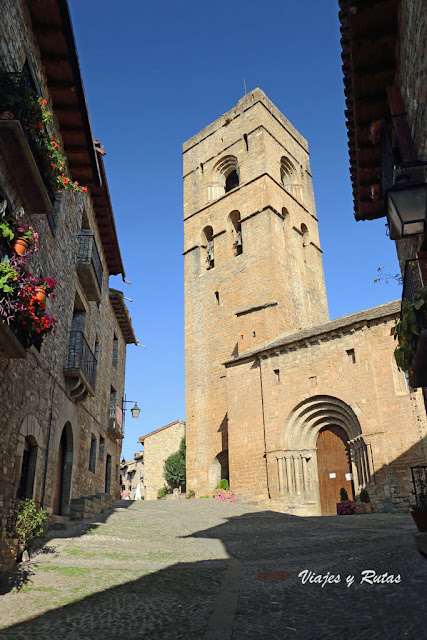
(139, 420, 185, 500)
(120, 452, 144, 499)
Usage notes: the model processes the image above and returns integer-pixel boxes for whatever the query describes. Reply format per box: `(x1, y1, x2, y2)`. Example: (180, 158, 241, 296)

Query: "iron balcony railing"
(108, 404, 124, 436)
(77, 234, 103, 293)
(66, 331, 97, 391)
(0, 71, 55, 204)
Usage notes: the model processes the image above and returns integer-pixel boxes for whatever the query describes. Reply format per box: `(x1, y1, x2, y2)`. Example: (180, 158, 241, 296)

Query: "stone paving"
(0, 499, 426, 639)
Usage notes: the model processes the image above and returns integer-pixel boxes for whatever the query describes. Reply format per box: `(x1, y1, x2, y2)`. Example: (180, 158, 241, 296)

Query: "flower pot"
(410, 508, 427, 532)
(35, 286, 46, 303)
(10, 237, 30, 256)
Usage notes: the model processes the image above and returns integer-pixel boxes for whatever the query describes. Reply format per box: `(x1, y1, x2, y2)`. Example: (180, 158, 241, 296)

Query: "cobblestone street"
(0, 500, 426, 639)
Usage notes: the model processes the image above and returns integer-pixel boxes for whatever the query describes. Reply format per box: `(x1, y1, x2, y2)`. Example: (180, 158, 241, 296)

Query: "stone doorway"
(105, 454, 111, 494)
(52, 423, 73, 515)
(317, 425, 353, 516)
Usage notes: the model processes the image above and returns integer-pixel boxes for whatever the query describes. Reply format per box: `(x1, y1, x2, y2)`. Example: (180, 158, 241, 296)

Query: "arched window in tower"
(203, 225, 214, 269)
(209, 156, 239, 200)
(229, 210, 243, 256)
(282, 207, 290, 246)
(280, 156, 302, 202)
(301, 223, 309, 247)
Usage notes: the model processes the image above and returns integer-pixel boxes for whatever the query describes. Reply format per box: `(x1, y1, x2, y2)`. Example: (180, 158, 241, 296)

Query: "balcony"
(0, 72, 54, 215)
(402, 259, 427, 388)
(108, 405, 124, 440)
(64, 331, 97, 402)
(76, 234, 103, 302)
(0, 321, 27, 359)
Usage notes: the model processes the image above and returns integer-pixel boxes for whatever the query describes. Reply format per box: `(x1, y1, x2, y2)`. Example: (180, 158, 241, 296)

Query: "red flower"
(74, 181, 79, 187)
(81, 187, 87, 194)
(39, 123, 42, 130)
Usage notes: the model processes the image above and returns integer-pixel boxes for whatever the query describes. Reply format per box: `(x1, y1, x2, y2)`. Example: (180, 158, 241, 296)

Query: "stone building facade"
(139, 420, 185, 501)
(183, 89, 427, 515)
(0, 0, 136, 531)
(120, 452, 144, 499)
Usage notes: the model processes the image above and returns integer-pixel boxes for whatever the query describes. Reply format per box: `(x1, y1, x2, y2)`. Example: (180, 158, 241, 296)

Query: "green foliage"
(360, 489, 370, 504)
(157, 486, 168, 500)
(215, 479, 229, 491)
(199, 495, 210, 498)
(340, 487, 349, 502)
(6, 499, 47, 545)
(164, 438, 186, 488)
(187, 489, 195, 499)
(0, 261, 18, 293)
(394, 286, 427, 374)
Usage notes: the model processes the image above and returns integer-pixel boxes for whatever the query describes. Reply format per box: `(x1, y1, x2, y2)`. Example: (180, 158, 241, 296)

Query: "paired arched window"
(229, 211, 242, 256)
(208, 155, 240, 200)
(280, 156, 302, 203)
(203, 225, 214, 269)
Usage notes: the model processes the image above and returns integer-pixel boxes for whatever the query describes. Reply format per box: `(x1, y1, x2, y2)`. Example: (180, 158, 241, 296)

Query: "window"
(229, 211, 242, 256)
(89, 435, 96, 473)
(112, 335, 118, 368)
(209, 155, 239, 201)
(203, 226, 214, 269)
(225, 170, 239, 192)
(280, 156, 302, 202)
(99, 436, 105, 461)
(301, 224, 309, 247)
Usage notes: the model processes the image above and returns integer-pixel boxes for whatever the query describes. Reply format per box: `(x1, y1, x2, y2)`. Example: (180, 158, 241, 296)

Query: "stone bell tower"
(183, 88, 329, 496)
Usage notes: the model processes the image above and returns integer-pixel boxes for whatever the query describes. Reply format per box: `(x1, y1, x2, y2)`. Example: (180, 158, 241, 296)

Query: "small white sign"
(329, 473, 336, 479)
(345, 473, 353, 481)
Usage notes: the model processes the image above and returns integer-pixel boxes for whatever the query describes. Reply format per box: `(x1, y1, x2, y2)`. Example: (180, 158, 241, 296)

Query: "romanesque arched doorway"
(316, 425, 354, 515)
(53, 423, 73, 515)
(280, 395, 369, 516)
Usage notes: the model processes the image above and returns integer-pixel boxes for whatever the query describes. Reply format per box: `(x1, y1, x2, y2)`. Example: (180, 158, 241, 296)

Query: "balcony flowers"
(0, 71, 87, 195)
(10, 222, 39, 255)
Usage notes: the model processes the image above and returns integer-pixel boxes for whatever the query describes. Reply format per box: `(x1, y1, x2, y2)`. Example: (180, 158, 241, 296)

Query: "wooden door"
(52, 437, 64, 515)
(317, 426, 353, 515)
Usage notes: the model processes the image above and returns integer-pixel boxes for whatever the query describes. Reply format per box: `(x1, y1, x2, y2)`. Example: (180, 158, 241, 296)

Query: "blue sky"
(69, 0, 401, 460)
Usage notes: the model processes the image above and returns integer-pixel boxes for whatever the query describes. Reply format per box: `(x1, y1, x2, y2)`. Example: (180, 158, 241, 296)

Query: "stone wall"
(225, 301, 427, 514)
(142, 421, 185, 501)
(0, 0, 131, 530)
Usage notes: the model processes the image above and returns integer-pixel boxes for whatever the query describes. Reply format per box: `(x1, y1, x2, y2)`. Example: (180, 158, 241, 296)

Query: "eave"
(26, 0, 101, 187)
(109, 289, 137, 345)
(339, 0, 399, 221)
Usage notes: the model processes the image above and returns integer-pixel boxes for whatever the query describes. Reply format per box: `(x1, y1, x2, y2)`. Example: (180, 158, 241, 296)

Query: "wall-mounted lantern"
(386, 173, 427, 238)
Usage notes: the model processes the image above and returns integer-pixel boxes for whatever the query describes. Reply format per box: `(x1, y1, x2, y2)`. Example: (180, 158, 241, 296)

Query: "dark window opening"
(225, 170, 239, 193)
(89, 435, 96, 473)
(274, 369, 280, 383)
(203, 226, 214, 269)
(17, 437, 38, 499)
(215, 291, 220, 305)
(346, 349, 356, 364)
(99, 436, 105, 461)
(112, 335, 118, 368)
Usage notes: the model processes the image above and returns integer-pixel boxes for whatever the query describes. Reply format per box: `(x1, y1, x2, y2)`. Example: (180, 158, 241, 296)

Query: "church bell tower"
(183, 88, 329, 495)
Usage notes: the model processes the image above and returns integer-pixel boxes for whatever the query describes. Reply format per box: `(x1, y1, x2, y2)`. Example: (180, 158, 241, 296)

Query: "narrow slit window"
(346, 349, 356, 363)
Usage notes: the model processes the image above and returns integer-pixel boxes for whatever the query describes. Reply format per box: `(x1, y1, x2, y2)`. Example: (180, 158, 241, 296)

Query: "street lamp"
(131, 402, 140, 419)
(386, 172, 427, 238)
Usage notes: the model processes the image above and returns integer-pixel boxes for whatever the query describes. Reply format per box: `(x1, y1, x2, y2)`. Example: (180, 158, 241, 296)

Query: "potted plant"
(34, 276, 57, 302)
(9, 222, 39, 255)
(336, 487, 360, 515)
(5, 498, 47, 561)
(410, 469, 427, 532)
(358, 488, 373, 513)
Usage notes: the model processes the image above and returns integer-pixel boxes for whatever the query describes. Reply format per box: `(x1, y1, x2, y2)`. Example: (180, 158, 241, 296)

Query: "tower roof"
(183, 88, 308, 154)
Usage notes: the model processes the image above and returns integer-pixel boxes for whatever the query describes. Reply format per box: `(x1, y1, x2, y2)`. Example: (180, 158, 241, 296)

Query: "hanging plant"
(394, 286, 427, 374)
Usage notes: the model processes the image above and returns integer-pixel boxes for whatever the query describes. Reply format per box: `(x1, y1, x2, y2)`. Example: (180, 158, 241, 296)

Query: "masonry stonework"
(184, 89, 427, 514)
(0, 0, 135, 532)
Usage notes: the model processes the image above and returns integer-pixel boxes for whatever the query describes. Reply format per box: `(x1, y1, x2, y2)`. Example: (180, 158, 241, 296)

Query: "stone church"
(183, 88, 427, 516)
